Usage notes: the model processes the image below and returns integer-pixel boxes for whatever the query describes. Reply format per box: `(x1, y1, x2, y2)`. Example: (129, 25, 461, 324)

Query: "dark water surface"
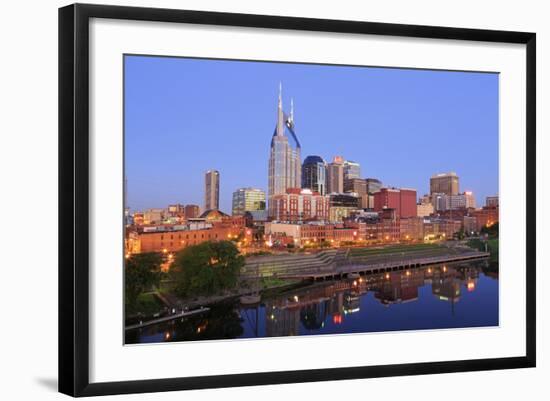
(125, 261, 498, 344)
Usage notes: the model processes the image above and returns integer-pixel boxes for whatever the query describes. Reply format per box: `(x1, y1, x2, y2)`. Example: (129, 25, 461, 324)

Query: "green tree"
(170, 241, 245, 298)
(125, 252, 163, 307)
(480, 222, 499, 239)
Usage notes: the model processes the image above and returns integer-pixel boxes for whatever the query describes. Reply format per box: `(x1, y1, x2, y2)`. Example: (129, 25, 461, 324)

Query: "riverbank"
(466, 238, 499, 262)
(126, 242, 490, 327)
(242, 242, 489, 281)
(125, 277, 305, 327)
(126, 260, 499, 344)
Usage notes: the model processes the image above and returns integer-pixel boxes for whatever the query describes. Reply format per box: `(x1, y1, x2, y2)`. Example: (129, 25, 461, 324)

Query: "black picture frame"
(59, 3, 536, 397)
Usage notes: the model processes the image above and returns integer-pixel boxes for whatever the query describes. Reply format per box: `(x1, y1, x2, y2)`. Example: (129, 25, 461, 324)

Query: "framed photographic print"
(58, 3, 536, 397)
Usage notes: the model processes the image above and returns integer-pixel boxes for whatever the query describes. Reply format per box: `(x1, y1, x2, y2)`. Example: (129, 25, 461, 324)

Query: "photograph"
(123, 55, 500, 345)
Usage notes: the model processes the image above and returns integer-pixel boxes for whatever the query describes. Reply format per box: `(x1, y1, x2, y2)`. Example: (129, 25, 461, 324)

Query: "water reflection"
(125, 260, 498, 344)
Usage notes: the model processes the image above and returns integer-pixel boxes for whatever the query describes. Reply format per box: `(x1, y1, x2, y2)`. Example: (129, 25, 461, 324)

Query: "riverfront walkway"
(125, 307, 210, 331)
(277, 251, 489, 280)
(241, 244, 489, 281)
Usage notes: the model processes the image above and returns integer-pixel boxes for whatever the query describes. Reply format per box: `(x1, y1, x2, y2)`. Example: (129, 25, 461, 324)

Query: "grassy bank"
(125, 292, 164, 317)
(349, 243, 441, 257)
(467, 238, 499, 262)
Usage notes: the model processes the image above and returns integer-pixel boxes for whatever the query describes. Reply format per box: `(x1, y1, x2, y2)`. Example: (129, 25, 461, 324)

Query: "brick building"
(271, 188, 330, 222)
(373, 187, 417, 218)
(471, 206, 499, 231)
(127, 216, 248, 254)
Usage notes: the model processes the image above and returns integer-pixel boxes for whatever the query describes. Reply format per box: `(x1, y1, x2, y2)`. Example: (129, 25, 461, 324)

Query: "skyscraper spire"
(269, 83, 301, 217)
(290, 97, 294, 123)
(276, 82, 284, 136)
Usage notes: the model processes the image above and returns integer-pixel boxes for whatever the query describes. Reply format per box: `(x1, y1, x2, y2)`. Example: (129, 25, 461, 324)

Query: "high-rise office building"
(373, 187, 417, 218)
(366, 178, 382, 194)
(327, 156, 344, 194)
(344, 178, 367, 195)
(460, 191, 476, 209)
(204, 170, 220, 211)
(232, 188, 266, 216)
(432, 191, 476, 211)
(430, 172, 459, 195)
(486, 195, 499, 207)
(344, 178, 368, 208)
(365, 178, 383, 209)
(268, 84, 301, 217)
(302, 155, 327, 195)
(343, 160, 361, 180)
(328, 192, 360, 222)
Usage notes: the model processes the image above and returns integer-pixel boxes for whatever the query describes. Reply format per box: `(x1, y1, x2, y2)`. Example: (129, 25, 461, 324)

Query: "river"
(125, 260, 498, 344)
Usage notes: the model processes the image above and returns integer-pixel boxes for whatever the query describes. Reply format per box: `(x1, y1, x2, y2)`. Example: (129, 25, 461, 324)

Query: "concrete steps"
(242, 249, 339, 278)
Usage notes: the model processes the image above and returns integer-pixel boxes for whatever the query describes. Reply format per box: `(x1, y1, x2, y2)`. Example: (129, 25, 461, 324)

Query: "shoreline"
(125, 242, 493, 327)
(125, 278, 307, 328)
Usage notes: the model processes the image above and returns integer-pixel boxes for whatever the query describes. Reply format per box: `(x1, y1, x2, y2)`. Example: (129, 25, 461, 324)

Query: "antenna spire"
(276, 82, 284, 136)
(290, 97, 294, 122)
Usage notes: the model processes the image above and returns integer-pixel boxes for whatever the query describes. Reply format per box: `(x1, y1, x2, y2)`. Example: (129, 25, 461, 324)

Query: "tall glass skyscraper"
(268, 84, 301, 217)
(204, 170, 220, 211)
(343, 160, 361, 180)
(302, 155, 327, 195)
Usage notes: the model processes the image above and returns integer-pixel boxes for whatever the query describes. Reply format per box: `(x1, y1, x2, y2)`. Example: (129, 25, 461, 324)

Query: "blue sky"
(125, 55, 499, 213)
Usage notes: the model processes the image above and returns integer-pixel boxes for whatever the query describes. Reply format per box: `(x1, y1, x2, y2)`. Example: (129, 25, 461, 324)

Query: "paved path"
(242, 245, 489, 280)
(277, 251, 490, 280)
(125, 307, 210, 331)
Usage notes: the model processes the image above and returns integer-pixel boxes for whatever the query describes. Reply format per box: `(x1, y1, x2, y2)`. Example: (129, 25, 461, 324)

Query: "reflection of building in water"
(300, 302, 329, 330)
(265, 305, 301, 337)
(456, 265, 480, 292)
(262, 263, 488, 336)
(431, 267, 461, 303)
(265, 280, 367, 334)
(373, 269, 423, 305)
(327, 292, 344, 315)
(343, 291, 361, 314)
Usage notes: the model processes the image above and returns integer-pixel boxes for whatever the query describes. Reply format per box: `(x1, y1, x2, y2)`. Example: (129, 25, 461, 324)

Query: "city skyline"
(125, 55, 499, 213)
